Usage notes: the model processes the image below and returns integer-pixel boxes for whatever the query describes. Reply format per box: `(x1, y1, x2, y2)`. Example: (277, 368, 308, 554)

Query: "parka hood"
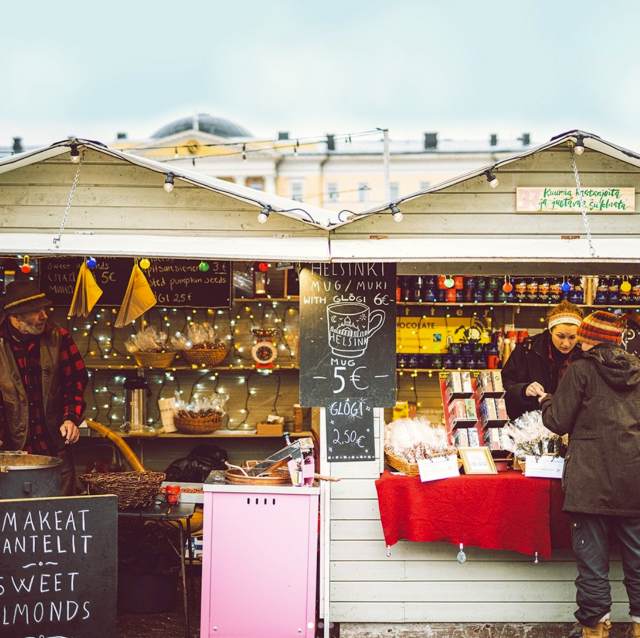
(584, 344, 640, 390)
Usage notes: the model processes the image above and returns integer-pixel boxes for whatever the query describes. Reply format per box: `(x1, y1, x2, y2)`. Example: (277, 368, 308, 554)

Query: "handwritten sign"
(524, 455, 564, 479)
(418, 455, 460, 482)
(299, 262, 397, 407)
(325, 397, 375, 462)
(516, 187, 635, 213)
(39, 257, 231, 308)
(0, 494, 117, 638)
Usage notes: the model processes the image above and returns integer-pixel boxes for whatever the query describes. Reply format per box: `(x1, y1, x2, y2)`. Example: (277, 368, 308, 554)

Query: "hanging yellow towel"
(69, 262, 103, 317)
(114, 264, 157, 328)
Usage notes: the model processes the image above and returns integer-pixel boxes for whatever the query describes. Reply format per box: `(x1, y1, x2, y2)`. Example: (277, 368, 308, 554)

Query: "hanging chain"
(571, 149, 597, 257)
(53, 153, 84, 248)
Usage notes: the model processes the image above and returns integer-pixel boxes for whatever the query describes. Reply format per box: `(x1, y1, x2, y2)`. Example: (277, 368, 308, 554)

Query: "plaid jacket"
(0, 316, 88, 455)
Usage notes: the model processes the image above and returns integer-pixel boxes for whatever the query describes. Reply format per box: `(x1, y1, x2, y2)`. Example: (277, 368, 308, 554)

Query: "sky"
(2, 0, 640, 149)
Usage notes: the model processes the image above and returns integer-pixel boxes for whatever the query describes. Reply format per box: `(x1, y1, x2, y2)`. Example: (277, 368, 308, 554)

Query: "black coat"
(540, 344, 640, 516)
(502, 330, 582, 420)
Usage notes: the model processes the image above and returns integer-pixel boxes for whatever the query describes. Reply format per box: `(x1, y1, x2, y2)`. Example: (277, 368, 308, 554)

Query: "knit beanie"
(577, 311, 624, 346)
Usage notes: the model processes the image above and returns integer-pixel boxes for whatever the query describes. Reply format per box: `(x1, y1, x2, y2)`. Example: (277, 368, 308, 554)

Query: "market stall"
(319, 130, 640, 635)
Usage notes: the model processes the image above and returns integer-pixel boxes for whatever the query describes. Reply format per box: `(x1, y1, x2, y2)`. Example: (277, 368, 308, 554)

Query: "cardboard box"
(257, 421, 284, 436)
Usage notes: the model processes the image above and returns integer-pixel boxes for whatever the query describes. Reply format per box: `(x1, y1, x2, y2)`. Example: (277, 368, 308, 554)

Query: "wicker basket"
(173, 413, 222, 435)
(133, 351, 176, 368)
(385, 450, 461, 476)
(80, 471, 166, 510)
(181, 346, 227, 367)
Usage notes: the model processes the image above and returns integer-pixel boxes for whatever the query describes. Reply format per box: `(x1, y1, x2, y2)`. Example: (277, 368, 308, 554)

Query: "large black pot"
(0, 452, 63, 500)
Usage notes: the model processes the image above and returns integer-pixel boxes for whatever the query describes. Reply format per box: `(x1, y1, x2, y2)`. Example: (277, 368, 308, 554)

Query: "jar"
(431, 353, 443, 369)
(408, 354, 419, 369)
(454, 276, 465, 290)
(460, 343, 472, 355)
(526, 277, 539, 303)
(515, 277, 527, 303)
(484, 288, 495, 303)
(608, 277, 620, 306)
(424, 286, 436, 302)
(595, 277, 609, 305)
(445, 288, 457, 303)
(476, 276, 486, 290)
(569, 277, 584, 304)
(633, 277, 640, 304)
(474, 288, 485, 303)
(413, 276, 424, 303)
(449, 342, 461, 355)
(442, 353, 454, 369)
(436, 288, 446, 302)
(396, 353, 408, 368)
(419, 354, 431, 368)
(549, 278, 562, 303)
(538, 276, 550, 303)
(453, 353, 465, 369)
(401, 277, 413, 302)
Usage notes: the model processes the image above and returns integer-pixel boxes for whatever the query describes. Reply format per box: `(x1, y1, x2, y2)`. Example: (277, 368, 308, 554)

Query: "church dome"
(151, 113, 252, 139)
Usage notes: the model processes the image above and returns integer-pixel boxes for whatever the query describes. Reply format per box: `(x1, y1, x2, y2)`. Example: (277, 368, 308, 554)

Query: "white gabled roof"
(0, 138, 339, 229)
(345, 129, 640, 221)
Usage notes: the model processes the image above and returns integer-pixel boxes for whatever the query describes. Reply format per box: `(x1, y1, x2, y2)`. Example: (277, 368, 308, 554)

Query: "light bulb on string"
(70, 144, 80, 163)
(390, 203, 403, 222)
(621, 277, 632, 293)
(140, 258, 151, 269)
(257, 206, 270, 224)
(199, 261, 210, 272)
(444, 276, 455, 289)
(20, 255, 31, 274)
(502, 276, 513, 293)
(561, 278, 572, 293)
(86, 257, 97, 269)
(574, 135, 585, 155)
(485, 169, 499, 188)
(163, 173, 175, 193)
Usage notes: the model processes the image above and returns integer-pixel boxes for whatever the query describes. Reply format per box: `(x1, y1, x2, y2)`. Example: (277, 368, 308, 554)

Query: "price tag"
(524, 455, 564, 479)
(418, 455, 460, 482)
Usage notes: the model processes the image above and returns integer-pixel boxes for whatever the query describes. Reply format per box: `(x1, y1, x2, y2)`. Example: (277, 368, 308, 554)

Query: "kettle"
(123, 373, 151, 430)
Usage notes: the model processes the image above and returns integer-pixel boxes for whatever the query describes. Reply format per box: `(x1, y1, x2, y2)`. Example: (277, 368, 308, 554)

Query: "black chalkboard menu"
(299, 262, 397, 407)
(39, 257, 231, 308)
(0, 494, 117, 638)
(326, 397, 375, 462)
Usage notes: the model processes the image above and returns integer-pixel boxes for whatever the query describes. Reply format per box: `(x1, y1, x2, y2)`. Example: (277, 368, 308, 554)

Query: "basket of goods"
(125, 327, 176, 368)
(172, 323, 228, 367)
(172, 393, 228, 435)
(80, 471, 166, 510)
(384, 417, 458, 477)
(501, 410, 567, 471)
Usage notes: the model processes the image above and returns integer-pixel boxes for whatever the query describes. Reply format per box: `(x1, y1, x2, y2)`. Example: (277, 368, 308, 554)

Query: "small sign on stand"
(417, 455, 460, 482)
(524, 455, 564, 479)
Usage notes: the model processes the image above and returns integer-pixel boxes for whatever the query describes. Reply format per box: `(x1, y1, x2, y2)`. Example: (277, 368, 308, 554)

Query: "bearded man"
(0, 280, 88, 495)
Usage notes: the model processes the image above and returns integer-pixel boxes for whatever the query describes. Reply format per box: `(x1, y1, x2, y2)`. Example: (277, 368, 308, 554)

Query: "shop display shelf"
(86, 363, 300, 371)
(84, 428, 313, 439)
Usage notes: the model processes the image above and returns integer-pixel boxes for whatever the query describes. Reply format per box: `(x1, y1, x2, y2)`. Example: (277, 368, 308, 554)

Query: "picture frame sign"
(0, 494, 118, 638)
(299, 262, 397, 407)
(326, 396, 375, 462)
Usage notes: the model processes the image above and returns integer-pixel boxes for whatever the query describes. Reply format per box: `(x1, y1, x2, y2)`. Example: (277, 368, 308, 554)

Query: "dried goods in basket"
(80, 471, 166, 510)
(385, 450, 461, 477)
(133, 351, 176, 368)
(181, 345, 227, 367)
(173, 413, 222, 435)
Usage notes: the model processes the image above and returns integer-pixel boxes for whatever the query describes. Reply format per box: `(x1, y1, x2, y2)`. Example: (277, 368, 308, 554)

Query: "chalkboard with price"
(39, 257, 231, 308)
(325, 396, 375, 462)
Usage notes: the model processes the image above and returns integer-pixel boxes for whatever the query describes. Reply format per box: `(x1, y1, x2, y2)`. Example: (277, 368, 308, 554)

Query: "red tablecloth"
(375, 470, 571, 558)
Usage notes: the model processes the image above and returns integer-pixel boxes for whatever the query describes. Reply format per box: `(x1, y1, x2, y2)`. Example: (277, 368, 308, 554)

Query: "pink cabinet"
(201, 484, 320, 638)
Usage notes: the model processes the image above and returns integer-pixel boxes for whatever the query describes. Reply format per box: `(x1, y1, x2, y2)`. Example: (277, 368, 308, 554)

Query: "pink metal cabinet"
(201, 484, 320, 638)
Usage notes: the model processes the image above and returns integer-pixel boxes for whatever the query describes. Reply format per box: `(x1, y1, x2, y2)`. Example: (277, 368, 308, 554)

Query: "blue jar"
(397, 353, 408, 368)
(453, 354, 465, 368)
(408, 354, 420, 368)
(442, 353, 454, 369)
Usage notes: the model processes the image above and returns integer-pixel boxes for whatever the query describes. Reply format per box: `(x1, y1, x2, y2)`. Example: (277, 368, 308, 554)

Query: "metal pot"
(0, 452, 63, 500)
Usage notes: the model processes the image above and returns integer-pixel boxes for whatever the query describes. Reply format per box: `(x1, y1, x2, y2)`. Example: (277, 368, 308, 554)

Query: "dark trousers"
(571, 512, 640, 627)
(59, 450, 77, 496)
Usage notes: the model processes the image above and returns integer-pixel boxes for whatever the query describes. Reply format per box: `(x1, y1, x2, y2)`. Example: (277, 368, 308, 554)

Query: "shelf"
(233, 297, 299, 302)
(397, 368, 498, 373)
(397, 301, 640, 309)
(83, 429, 313, 439)
(86, 364, 300, 371)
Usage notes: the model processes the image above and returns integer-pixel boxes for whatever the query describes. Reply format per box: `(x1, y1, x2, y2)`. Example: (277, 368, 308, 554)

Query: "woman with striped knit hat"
(502, 300, 584, 419)
(540, 311, 640, 638)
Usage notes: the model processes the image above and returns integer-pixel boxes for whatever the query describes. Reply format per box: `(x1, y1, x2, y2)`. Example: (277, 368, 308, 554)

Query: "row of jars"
(397, 342, 501, 370)
(397, 276, 640, 305)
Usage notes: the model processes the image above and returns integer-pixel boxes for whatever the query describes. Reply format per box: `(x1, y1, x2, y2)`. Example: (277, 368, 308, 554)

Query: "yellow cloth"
(68, 262, 103, 317)
(114, 264, 156, 328)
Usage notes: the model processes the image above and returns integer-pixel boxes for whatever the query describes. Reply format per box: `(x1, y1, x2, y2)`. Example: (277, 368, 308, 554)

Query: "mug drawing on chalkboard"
(327, 302, 385, 358)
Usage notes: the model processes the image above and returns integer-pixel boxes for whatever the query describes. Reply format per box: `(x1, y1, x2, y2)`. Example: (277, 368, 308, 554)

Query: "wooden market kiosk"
(2, 131, 640, 637)
(318, 130, 640, 637)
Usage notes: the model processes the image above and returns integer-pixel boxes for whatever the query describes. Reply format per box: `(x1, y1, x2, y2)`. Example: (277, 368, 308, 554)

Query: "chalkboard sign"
(299, 262, 397, 407)
(39, 257, 231, 308)
(326, 397, 375, 462)
(0, 494, 117, 638)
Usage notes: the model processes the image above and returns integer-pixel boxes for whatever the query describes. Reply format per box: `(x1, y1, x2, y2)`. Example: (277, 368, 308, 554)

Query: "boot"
(627, 622, 640, 637)
(582, 621, 611, 638)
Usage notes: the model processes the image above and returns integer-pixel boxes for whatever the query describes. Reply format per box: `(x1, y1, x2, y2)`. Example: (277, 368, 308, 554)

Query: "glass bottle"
(526, 277, 539, 303)
(595, 277, 609, 305)
(538, 275, 550, 303)
(608, 277, 620, 306)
